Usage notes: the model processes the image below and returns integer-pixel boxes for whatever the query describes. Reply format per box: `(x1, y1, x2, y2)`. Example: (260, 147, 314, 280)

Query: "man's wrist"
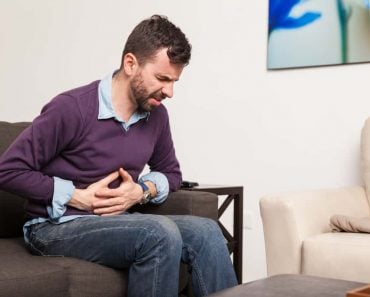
(138, 182, 152, 204)
(139, 172, 168, 204)
(68, 188, 84, 210)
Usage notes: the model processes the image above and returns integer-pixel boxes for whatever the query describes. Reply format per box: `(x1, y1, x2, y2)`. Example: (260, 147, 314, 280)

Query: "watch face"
(140, 190, 152, 204)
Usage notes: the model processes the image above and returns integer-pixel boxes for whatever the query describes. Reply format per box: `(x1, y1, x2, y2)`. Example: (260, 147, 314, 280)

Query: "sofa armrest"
(259, 186, 369, 276)
(130, 190, 219, 221)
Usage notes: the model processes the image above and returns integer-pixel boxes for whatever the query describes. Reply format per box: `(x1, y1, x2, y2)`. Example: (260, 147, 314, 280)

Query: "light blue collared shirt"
(23, 72, 170, 241)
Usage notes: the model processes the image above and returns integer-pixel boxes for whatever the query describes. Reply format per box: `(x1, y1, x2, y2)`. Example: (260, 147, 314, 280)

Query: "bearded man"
(0, 15, 237, 297)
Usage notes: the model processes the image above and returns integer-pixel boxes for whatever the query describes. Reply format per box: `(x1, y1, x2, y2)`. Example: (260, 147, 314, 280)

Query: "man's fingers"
(119, 168, 133, 182)
(93, 196, 120, 207)
(95, 188, 121, 198)
(94, 206, 125, 215)
(101, 210, 127, 216)
(93, 202, 128, 215)
(96, 171, 120, 186)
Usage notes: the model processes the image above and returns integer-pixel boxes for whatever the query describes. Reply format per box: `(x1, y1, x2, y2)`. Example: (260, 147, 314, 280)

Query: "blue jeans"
(27, 214, 237, 297)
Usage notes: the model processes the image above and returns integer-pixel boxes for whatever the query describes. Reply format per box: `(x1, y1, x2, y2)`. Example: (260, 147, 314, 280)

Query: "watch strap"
(139, 181, 149, 192)
(139, 181, 152, 204)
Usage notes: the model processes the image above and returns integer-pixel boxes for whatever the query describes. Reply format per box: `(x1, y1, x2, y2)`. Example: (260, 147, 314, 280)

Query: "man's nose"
(162, 82, 174, 99)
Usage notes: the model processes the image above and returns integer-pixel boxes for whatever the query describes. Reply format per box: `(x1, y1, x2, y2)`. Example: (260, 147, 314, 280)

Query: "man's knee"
(189, 217, 222, 238)
(184, 217, 225, 249)
(200, 218, 225, 246)
(137, 215, 183, 258)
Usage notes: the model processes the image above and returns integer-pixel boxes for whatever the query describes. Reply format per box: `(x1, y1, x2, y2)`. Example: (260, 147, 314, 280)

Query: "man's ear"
(123, 53, 138, 76)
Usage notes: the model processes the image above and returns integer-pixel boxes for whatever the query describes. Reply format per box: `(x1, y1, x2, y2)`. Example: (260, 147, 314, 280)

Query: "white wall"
(1, 0, 370, 282)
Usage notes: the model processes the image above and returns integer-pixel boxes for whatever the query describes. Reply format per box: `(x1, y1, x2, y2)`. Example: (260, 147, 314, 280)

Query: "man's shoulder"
(60, 80, 100, 100)
(42, 80, 100, 124)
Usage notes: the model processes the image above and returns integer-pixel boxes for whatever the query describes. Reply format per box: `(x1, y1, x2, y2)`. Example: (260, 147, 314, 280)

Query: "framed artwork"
(267, 0, 370, 69)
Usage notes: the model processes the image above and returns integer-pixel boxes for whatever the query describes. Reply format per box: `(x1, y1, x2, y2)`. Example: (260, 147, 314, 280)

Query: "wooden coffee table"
(208, 274, 365, 297)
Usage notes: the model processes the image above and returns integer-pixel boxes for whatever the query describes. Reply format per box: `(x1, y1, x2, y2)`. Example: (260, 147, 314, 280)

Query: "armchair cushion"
(302, 233, 370, 282)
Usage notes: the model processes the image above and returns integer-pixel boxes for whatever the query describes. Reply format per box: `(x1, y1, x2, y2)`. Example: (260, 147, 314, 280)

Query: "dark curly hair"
(122, 15, 191, 66)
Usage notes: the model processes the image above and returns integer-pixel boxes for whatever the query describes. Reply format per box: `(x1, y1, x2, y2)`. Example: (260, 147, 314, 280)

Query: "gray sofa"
(0, 121, 219, 297)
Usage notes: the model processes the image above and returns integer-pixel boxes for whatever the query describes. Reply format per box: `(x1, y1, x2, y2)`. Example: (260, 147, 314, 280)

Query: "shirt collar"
(98, 71, 149, 129)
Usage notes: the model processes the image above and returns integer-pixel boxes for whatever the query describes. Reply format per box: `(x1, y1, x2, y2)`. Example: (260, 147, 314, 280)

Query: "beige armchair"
(260, 118, 370, 283)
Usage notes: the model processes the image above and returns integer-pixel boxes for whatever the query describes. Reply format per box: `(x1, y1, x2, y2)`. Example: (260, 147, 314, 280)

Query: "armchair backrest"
(361, 117, 370, 206)
(0, 121, 30, 238)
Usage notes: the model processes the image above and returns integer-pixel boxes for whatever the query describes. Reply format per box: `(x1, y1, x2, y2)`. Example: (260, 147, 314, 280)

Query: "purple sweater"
(0, 80, 182, 218)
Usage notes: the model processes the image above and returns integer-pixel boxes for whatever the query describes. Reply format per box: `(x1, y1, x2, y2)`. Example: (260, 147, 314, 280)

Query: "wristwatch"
(139, 182, 152, 205)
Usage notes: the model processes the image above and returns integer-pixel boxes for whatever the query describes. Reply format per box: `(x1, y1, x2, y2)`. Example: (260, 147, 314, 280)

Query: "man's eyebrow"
(157, 74, 179, 82)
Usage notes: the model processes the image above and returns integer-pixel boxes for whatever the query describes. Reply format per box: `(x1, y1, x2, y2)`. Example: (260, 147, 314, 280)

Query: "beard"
(130, 73, 164, 112)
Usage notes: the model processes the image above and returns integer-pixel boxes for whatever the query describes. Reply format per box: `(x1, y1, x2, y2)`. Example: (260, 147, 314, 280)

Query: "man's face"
(130, 48, 184, 112)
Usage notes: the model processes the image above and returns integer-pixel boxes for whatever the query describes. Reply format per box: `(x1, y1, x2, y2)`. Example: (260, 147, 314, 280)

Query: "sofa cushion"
(0, 237, 192, 297)
(48, 257, 128, 297)
(302, 232, 370, 282)
(0, 240, 68, 297)
(0, 238, 127, 297)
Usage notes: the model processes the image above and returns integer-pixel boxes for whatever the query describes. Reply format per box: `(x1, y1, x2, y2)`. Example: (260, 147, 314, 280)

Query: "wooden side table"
(182, 184, 243, 284)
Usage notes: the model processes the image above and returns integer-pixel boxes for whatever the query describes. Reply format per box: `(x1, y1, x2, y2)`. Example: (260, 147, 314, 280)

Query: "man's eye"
(157, 76, 171, 82)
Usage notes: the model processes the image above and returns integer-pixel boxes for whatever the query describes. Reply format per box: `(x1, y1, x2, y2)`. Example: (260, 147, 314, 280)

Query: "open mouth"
(147, 98, 162, 107)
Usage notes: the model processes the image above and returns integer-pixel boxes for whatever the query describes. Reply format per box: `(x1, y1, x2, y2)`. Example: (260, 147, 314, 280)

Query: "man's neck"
(112, 72, 137, 122)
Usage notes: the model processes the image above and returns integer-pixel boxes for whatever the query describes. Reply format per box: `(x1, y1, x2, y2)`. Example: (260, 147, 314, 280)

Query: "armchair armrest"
(130, 190, 218, 220)
(259, 186, 369, 276)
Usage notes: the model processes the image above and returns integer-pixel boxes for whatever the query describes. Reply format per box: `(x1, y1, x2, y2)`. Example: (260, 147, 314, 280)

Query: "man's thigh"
(28, 214, 180, 269)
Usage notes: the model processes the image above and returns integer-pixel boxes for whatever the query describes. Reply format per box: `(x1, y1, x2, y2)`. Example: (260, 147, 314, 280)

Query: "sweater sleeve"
(148, 108, 182, 192)
(0, 94, 84, 204)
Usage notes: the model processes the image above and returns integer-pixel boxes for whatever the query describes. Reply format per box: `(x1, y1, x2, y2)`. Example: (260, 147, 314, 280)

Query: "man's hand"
(92, 168, 143, 216)
(68, 171, 120, 212)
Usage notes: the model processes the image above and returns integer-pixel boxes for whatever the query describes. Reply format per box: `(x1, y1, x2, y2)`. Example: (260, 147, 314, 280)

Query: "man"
(0, 15, 237, 297)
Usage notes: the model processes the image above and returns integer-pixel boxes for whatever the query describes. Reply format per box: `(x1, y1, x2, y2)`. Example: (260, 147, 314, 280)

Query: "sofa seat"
(0, 238, 127, 297)
(302, 233, 370, 283)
